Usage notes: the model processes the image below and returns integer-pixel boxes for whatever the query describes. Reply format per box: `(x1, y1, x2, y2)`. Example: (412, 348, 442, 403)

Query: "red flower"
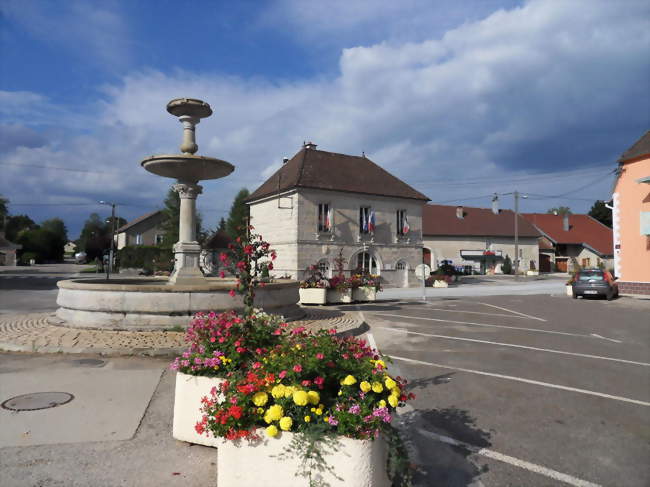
(228, 289, 236, 297)
(293, 364, 302, 373)
(315, 353, 324, 360)
(243, 245, 254, 255)
(219, 271, 226, 278)
(228, 405, 243, 420)
(301, 379, 312, 387)
(268, 262, 273, 270)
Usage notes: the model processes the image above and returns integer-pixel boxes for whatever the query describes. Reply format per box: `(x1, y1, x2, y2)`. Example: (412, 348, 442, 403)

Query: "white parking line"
(417, 428, 601, 487)
(590, 334, 622, 344)
(391, 355, 650, 406)
(375, 313, 594, 339)
(378, 327, 649, 367)
(477, 302, 547, 322)
(423, 306, 537, 320)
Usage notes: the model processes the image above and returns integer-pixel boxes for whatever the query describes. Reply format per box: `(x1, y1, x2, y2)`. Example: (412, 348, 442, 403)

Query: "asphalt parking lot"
(362, 294, 650, 487)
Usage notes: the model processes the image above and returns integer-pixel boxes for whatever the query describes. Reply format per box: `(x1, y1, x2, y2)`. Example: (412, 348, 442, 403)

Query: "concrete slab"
(0, 363, 163, 447)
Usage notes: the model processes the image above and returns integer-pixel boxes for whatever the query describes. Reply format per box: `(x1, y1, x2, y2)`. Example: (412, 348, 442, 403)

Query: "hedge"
(116, 246, 174, 272)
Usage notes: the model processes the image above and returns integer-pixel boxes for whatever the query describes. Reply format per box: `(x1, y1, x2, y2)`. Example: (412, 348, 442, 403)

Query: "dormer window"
(318, 203, 331, 233)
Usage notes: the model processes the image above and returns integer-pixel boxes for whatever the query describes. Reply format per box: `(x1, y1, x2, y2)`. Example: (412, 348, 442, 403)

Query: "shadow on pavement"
(397, 407, 491, 487)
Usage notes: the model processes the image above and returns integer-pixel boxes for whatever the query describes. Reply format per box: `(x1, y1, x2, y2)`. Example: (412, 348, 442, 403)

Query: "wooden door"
(556, 258, 568, 272)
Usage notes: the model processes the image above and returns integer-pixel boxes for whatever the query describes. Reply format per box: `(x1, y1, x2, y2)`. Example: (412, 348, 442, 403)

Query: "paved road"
(362, 294, 650, 487)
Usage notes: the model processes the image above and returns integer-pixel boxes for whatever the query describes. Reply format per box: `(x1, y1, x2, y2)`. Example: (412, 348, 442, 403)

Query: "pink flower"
(219, 271, 226, 278)
(273, 328, 282, 335)
(210, 337, 216, 343)
(315, 353, 324, 360)
(314, 376, 324, 386)
(228, 289, 236, 297)
(293, 364, 302, 373)
(218, 337, 225, 343)
(301, 380, 312, 387)
(279, 370, 287, 379)
(219, 252, 229, 264)
(252, 362, 262, 369)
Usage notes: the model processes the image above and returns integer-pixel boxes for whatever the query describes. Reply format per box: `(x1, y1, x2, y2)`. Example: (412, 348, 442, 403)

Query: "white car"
(74, 251, 87, 264)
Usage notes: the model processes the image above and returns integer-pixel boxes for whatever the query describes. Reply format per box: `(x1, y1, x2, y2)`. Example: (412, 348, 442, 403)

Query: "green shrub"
(116, 246, 173, 272)
(19, 251, 39, 265)
(502, 255, 512, 274)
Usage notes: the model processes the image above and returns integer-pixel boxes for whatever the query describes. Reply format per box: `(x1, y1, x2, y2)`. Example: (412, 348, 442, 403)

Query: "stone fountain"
(53, 99, 300, 330)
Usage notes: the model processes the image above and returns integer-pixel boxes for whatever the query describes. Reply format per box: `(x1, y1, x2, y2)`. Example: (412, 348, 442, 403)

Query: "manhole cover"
(71, 358, 106, 367)
(2, 392, 74, 411)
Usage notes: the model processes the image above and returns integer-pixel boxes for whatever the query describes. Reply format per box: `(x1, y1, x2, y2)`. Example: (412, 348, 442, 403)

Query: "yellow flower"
(264, 404, 284, 423)
(338, 390, 342, 396)
(284, 386, 297, 398)
(257, 407, 264, 414)
(388, 395, 398, 408)
(293, 390, 308, 406)
(324, 416, 330, 423)
(371, 382, 384, 393)
(253, 392, 268, 407)
(266, 425, 279, 437)
(376, 359, 386, 368)
(307, 391, 320, 405)
(315, 408, 323, 416)
(341, 375, 357, 386)
(378, 399, 386, 408)
(384, 377, 397, 390)
(271, 384, 286, 399)
(360, 381, 372, 393)
(279, 416, 293, 431)
(304, 415, 311, 423)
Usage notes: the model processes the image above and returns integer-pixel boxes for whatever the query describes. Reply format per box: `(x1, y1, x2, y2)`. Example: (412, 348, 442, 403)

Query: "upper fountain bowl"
(141, 154, 234, 181)
(167, 98, 213, 119)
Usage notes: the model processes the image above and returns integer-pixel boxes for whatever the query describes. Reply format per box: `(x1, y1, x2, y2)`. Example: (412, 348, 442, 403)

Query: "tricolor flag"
(325, 208, 331, 231)
(362, 210, 368, 233)
(368, 210, 376, 233)
(402, 214, 410, 234)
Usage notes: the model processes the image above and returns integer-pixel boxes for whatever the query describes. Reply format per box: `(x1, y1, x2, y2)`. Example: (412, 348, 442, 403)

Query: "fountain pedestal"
(169, 182, 205, 285)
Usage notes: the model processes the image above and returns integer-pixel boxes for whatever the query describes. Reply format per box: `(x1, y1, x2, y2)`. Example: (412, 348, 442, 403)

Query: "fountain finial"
(166, 98, 213, 155)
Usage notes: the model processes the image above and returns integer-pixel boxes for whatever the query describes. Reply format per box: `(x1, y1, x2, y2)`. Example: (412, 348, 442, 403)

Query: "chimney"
(456, 206, 464, 219)
(304, 141, 317, 150)
(491, 194, 499, 215)
(563, 213, 569, 232)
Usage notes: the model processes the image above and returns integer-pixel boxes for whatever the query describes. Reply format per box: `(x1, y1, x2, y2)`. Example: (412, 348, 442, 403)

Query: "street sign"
(415, 264, 431, 281)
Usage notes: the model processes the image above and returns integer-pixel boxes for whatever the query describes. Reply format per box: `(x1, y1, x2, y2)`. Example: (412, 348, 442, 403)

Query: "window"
(359, 207, 371, 234)
(155, 234, 164, 245)
(396, 210, 409, 236)
(318, 203, 331, 233)
(396, 261, 407, 270)
(356, 252, 378, 274)
(135, 234, 143, 245)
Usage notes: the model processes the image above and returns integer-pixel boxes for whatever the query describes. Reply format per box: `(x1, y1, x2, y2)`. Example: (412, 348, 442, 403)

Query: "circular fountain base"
(54, 278, 303, 331)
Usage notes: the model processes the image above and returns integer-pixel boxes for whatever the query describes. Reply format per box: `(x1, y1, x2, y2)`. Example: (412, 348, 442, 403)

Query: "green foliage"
(546, 206, 571, 216)
(19, 251, 39, 265)
(225, 188, 250, 239)
(588, 200, 612, 227)
(116, 245, 173, 272)
(77, 213, 111, 260)
(0, 195, 8, 220)
(502, 255, 513, 274)
(17, 228, 65, 263)
(160, 188, 180, 247)
(5, 214, 37, 242)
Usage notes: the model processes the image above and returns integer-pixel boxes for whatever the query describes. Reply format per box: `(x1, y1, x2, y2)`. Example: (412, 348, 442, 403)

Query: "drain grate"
(2, 392, 74, 411)
(71, 358, 106, 367)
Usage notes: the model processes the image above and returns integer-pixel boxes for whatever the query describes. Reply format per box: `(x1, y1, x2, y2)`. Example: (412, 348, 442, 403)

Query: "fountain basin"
(141, 154, 234, 181)
(53, 278, 302, 331)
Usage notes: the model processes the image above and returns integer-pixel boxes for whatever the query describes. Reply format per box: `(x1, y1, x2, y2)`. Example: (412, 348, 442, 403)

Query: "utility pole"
(100, 201, 117, 279)
(514, 191, 520, 278)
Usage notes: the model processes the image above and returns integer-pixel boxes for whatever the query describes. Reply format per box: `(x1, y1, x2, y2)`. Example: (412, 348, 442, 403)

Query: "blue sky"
(1, 0, 649, 238)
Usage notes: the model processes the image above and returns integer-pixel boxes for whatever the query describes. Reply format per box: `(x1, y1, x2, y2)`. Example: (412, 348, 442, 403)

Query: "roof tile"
(423, 205, 540, 237)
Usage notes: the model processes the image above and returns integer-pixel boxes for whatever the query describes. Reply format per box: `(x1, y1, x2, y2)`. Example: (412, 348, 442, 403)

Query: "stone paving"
(0, 307, 365, 356)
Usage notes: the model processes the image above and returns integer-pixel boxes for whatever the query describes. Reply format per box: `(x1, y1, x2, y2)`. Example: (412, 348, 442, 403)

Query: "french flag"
(402, 215, 409, 234)
(368, 211, 376, 233)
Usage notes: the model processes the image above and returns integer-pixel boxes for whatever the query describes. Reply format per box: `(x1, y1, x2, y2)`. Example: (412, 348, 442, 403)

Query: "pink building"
(612, 131, 650, 295)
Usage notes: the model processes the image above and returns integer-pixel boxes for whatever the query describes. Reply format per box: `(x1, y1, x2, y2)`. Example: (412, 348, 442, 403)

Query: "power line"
(0, 162, 115, 175)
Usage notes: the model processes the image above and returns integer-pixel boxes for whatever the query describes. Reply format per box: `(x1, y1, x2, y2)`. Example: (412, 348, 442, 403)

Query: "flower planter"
(433, 280, 448, 288)
(299, 287, 328, 305)
(218, 431, 390, 487)
(353, 286, 377, 302)
(327, 288, 353, 304)
(566, 285, 574, 296)
(527, 270, 539, 276)
(173, 372, 225, 447)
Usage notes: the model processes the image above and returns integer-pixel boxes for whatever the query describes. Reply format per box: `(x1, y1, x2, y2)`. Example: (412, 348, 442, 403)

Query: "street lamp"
(99, 201, 117, 279)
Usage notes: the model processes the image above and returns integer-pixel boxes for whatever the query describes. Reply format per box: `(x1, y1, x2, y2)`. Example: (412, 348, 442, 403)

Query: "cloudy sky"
(1, 0, 648, 238)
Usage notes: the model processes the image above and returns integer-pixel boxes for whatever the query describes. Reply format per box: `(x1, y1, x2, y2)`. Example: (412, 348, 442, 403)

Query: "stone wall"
(618, 281, 650, 295)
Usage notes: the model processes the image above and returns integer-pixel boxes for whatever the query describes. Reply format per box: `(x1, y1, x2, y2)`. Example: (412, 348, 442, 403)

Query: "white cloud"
(1, 0, 648, 236)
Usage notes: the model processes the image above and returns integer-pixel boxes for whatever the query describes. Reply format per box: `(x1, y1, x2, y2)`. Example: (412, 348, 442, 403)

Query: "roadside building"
(246, 142, 429, 287)
(612, 130, 650, 295)
(0, 231, 21, 266)
(423, 204, 540, 274)
(116, 211, 166, 250)
(521, 213, 613, 273)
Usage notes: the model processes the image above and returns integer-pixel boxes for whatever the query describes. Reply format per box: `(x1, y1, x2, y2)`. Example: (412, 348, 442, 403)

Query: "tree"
(502, 255, 513, 274)
(226, 188, 250, 239)
(546, 206, 571, 216)
(41, 218, 68, 243)
(5, 215, 38, 242)
(77, 213, 111, 260)
(588, 200, 612, 228)
(17, 228, 64, 263)
(0, 195, 8, 220)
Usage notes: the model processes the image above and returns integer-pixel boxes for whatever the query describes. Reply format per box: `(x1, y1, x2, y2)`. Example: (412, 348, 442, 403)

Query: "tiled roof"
(423, 204, 540, 238)
(247, 146, 430, 202)
(116, 210, 164, 233)
(619, 130, 650, 163)
(521, 213, 613, 256)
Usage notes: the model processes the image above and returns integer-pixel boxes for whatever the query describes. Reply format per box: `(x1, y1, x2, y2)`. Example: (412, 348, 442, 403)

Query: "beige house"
(423, 205, 540, 274)
(247, 143, 430, 287)
(0, 231, 21, 266)
(116, 211, 166, 250)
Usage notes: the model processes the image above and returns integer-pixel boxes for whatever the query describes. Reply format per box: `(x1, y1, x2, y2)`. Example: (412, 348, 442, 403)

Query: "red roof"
(521, 213, 613, 256)
(423, 204, 540, 238)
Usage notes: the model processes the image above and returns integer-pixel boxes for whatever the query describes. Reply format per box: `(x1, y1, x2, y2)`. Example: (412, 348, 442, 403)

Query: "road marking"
(590, 333, 622, 344)
(423, 306, 535, 319)
(378, 327, 649, 367)
(390, 355, 650, 406)
(375, 313, 594, 339)
(477, 302, 546, 322)
(366, 332, 379, 354)
(417, 428, 601, 487)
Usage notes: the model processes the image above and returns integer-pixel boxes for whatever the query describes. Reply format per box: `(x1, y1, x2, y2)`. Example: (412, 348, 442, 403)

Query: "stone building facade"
(247, 144, 429, 287)
(116, 211, 167, 250)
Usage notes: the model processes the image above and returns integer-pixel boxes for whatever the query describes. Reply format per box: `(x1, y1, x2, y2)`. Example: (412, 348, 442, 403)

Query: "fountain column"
(169, 181, 204, 285)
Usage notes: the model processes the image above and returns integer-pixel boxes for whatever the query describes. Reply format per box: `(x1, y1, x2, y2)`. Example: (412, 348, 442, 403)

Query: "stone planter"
(527, 270, 539, 276)
(299, 287, 328, 305)
(327, 288, 353, 304)
(434, 280, 449, 288)
(173, 372, 225, 447)
(218, 431, 390, 487)
(566, 285, 574, 296)
(352, 286, 377, 302)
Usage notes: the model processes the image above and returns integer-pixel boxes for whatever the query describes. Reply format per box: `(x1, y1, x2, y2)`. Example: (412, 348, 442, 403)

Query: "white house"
(247, 143, 430, 287)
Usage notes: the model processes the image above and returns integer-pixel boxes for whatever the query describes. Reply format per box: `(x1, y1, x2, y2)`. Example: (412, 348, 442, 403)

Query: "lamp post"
(99, 201, 116, 279)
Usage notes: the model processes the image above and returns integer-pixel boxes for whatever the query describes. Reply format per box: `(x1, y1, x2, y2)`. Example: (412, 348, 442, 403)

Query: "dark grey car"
(572, 269, 618, 300)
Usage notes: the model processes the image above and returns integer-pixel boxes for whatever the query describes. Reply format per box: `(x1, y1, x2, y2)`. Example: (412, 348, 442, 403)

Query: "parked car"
(74, 251, 87, 264)
(572, 269, 618, 300)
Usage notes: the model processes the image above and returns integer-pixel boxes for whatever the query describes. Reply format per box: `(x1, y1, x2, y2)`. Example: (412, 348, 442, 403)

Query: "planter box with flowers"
(170, 228, 414, 486)
(351, 274, 382, 302)
(299, 264, 330, 305)
(326, 275, 352, 303)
